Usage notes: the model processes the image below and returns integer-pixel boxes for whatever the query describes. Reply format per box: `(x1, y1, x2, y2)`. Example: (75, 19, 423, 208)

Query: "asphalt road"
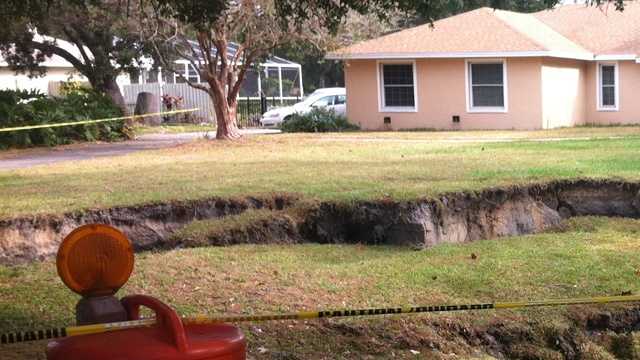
(0, 129, 280, 171)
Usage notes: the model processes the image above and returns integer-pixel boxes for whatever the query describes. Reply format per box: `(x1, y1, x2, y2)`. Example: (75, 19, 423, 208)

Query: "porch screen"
(600, 64, 616, 107)
(469, 63, 504, 108)
(381, 64, 415, 108)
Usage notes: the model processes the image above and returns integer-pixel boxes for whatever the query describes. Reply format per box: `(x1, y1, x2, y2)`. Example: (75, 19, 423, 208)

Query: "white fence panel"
(164, 83, 215, 121)
(122, 83, 215, 122)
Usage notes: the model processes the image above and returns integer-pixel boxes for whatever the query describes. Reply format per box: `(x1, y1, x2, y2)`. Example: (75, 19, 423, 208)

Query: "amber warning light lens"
(56, 224, 134, 297)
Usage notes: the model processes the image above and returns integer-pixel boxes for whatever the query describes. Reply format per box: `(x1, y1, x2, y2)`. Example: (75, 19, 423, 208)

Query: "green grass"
(1, 127, 640, 217)
(169, 208, 298, 246)
(1, 217, 639, 358)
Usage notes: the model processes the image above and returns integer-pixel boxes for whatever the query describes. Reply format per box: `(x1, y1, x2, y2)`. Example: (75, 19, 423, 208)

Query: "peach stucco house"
(327, 4, 640, 130)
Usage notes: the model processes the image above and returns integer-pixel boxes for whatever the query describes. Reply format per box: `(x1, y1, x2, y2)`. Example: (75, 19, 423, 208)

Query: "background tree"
(278, 0, 625, 31)
(275, 11, 406, 93)
(144, 0, 326, 140)
(0, 0, 148, 114)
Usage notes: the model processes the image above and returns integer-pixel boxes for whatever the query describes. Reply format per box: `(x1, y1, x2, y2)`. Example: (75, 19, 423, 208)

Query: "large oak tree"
(0, 0, 148, 114)
(143, 0, 318, 140)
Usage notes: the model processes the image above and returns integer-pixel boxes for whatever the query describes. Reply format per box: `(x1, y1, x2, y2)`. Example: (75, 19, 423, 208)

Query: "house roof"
(534, 3, 640, 56)
(327, 4, 640, 61)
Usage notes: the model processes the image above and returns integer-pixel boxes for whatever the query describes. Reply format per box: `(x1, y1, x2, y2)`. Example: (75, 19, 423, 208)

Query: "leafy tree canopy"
(277, 0, 626, 32)
(0, 0, 151, 111)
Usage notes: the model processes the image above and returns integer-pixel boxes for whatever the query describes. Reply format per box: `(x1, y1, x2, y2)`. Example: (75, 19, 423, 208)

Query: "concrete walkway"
(0, 129, 280, 171)
(319, 135, 625, 144)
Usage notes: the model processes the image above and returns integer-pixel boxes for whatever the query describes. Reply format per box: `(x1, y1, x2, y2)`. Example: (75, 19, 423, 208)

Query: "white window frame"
(596, 61, 619, 112)
(173, 61, 201, 84)
(376, 60, 418, 113)
(465, 59, 508, 113)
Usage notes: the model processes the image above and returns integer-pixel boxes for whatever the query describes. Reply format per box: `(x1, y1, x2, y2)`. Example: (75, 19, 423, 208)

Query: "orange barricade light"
(47, 225, 247, 360)
(56, 224, 134, 297)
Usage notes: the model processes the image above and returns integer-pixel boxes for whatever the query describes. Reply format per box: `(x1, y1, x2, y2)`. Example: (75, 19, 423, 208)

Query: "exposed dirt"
(243, 306, 640, 359)
(0, 195, 297, 264)
(1, 179, 640, 264)
(300, 179, 640, 248)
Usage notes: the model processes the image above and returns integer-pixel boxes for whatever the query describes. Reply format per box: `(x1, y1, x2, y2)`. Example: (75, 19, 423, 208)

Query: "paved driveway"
(0, 129, 280, 171)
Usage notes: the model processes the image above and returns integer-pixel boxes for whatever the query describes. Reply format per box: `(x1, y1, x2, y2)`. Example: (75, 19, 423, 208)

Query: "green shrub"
(0, 87, 127, 149)
(280, 107, 359, 133)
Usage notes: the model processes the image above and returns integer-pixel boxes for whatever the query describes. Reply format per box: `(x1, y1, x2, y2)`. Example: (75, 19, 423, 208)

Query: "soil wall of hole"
(0, 196, 296, 264)
(1, 179, 639, 265)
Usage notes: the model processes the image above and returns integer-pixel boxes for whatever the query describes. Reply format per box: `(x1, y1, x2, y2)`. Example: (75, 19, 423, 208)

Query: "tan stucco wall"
(541, 58, 587, 128)
(345, 58, 543, 130)
(585, 61, 640, 125)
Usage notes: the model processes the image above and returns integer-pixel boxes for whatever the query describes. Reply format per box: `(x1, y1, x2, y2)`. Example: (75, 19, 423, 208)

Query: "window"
(379, 63, 416, 111)
(597, 62, 618, 111)
(173, 63, 200, 84)
(467, 61, 507, 112)
(186, 64, 200, 83)
(334, 95, 346, 105)
(312, 96, 334, 107)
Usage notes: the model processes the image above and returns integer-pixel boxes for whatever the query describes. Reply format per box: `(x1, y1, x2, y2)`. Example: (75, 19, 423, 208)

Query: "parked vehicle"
(260, 88, 346, 127)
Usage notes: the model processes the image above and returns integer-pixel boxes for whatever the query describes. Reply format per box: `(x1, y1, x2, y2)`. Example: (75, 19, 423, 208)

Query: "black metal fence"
(237, 96, 300, 128)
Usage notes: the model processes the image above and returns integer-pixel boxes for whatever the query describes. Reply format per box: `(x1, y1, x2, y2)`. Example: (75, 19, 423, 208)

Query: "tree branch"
(148, 37, 208, 92)
(61, 26, 93, 69)
(28, 40, 87, 74)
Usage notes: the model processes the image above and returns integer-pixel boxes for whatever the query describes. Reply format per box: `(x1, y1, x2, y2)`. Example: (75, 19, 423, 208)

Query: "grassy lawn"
(3, 127, 640, 357)
(1, 216, 639, 359)
(1, 127, 640, 217)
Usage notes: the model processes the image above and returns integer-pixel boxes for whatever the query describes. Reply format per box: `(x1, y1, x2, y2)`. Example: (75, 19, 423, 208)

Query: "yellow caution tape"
(0, 108, 199, 133)
(2, 294, 639, 344)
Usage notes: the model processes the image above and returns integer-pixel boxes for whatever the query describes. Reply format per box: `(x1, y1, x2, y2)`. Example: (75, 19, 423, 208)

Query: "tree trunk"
(212, 94, 241, 140)
(90, 75, 128, 116)
(89, 75, 134, 139)
(103, 78, 128, 116)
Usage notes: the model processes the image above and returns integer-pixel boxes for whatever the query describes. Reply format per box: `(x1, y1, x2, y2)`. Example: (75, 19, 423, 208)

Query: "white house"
(0, 35, 131, 96)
